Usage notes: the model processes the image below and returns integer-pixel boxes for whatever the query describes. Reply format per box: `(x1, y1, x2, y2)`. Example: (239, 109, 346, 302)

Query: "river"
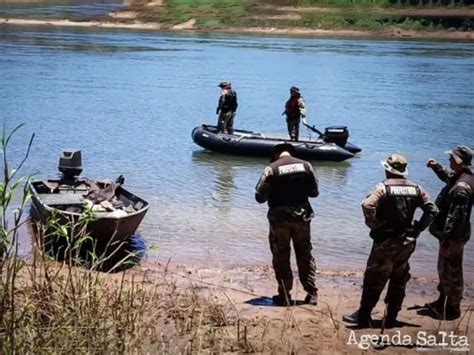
(0, 10, 473, 277)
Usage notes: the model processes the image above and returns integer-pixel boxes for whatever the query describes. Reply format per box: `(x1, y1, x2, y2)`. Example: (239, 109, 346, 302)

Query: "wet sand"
(0, 18, 164, 30)
(1, 17, 473, 41)
(130, 260, 474, 353)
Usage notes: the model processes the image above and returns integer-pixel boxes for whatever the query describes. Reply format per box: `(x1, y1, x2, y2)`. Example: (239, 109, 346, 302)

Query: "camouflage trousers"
(268, 219, 317, 296)
(437, 240, 465, 308)
(217, 112, 235, 134)
(286, 117, 300, 141)
(360, 237, 416, 313)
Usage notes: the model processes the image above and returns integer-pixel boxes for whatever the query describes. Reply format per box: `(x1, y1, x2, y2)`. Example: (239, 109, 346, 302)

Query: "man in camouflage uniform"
(216, 81, 238, 134)
(424, 145, 473, 320)
(283, 86, 307, 141)
(343, 154, 437, 328)
(255, 143, 319, 306)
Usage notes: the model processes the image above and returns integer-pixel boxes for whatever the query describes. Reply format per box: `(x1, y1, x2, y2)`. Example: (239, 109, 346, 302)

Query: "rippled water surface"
(0, 0, 122, 19)
(0, 22, 473, 277)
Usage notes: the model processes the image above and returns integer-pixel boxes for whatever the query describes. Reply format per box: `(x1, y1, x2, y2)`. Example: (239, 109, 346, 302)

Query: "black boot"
(342, 309, 373, 327)
(445, 305, 461, 320)
(385, 306, 400, 329)
(304, 292, 318, 305)
(420, 303, 460, 321)
(342, 310, 360, 323)
(272, 293, 292, 307)
(424, 294, 445, 310)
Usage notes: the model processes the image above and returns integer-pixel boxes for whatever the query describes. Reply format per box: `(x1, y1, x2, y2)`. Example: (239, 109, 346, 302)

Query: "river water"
(0, 11, 473, 277)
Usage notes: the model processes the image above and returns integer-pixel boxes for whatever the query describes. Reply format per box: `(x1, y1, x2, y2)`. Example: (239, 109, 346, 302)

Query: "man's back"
(267, 155, 318, 207)
(219, 89, 238, 113)
(255, 154, 318, 208)
(255, 143, 319, 306)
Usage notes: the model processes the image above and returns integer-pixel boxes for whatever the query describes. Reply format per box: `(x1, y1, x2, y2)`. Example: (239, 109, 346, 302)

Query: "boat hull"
(29, 179, 149, 251)
(192, 125, 358, 162)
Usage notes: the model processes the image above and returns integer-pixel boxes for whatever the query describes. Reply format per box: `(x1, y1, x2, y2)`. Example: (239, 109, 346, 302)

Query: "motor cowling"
(58, 149, 82, 179)
(323, 126, 349, 147)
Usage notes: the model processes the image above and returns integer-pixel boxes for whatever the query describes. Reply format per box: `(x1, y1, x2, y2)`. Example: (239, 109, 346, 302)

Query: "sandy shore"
(0, 18, 163, 30)
(129, 260, 474, 353)
(1, 17, 473, 41)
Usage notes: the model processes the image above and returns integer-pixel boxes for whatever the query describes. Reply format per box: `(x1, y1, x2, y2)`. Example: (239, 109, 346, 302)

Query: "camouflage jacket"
(429, 167, 473, 242)
(361, 178, 437, 240)
(217, 89, 238, 113)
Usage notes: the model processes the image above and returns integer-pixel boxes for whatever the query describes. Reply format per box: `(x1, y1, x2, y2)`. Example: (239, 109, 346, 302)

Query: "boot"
(385, 306, 400, 329)
(421, 303, 460, 321)
(444, 305, 461, 321)
(424, 294, 445, 310)
(304, 292, 318, 306)
(342, 309, 373, 328)
(272, 293, 292, 307)
(342, 310, 360, 324)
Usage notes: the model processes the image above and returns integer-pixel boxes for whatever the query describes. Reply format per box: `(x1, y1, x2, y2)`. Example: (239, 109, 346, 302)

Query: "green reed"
(0, 123, 259, 353)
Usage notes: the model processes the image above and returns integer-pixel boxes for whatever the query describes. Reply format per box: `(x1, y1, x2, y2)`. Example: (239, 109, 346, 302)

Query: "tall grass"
(0, 123, 260, 353)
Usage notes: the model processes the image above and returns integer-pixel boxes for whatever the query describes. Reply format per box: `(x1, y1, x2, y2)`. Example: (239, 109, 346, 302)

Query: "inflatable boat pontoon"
(191, 124, 361, 162)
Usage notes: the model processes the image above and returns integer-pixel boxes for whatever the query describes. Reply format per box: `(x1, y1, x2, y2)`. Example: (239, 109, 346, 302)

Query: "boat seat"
(37, 193, 84, 206)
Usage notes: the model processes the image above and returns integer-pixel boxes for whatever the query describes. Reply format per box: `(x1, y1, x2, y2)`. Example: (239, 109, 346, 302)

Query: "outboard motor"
(58, 150, 82, 180)
(323, 126, 349, 147)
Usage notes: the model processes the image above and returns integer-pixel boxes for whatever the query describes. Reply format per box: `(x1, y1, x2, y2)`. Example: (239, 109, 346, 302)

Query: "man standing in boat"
(342, 154, 437, 328)
(283, 86, 307, 141)
(423, 145, 473, 320)
(255, 142, 319, 306)
(216, 81, 238, 134)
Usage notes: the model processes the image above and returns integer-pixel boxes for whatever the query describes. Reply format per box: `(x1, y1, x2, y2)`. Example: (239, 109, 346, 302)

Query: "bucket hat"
(290, 86, 300, 93)
(218, 81, 231, 87)
(381, 154, 408, 177)
(445, 145, 472, 167)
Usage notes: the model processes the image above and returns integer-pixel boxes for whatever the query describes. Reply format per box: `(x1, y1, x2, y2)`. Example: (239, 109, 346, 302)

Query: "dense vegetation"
(121, 0, 474, 32)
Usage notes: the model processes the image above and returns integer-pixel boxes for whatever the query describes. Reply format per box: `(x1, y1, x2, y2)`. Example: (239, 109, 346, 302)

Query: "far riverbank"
(1, 0, 474, 40)
(1, 17, 473, 41)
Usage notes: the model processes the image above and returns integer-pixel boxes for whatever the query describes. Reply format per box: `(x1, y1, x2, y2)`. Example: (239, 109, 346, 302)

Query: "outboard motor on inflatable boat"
(324, 126, 349, 147)
(58, 149, 82, 179)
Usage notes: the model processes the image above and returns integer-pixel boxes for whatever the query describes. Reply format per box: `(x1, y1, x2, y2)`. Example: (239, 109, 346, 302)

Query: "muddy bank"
(1, 17, 473, 41)
(129, 260, 474, 353)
